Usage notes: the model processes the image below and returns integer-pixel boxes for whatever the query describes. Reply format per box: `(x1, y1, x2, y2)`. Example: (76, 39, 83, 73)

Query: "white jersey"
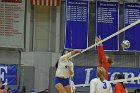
(90, 78, 112, 93)
(55, 52, 74, 78)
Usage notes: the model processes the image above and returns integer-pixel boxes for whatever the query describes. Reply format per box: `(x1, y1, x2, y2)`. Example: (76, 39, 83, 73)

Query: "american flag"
(30, 0, 60, 6)
(0, 0, 22, 3)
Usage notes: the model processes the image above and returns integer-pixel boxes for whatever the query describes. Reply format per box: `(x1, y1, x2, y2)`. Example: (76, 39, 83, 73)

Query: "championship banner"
(96, 1, 119, 51)
(0, 64, 17, 85)
(65, 0, 89, 49)
(0, 1, 25, 48)
(124, 3, 140, 51)
(1, 0, 22, 3)
(73, 66, 140, 88)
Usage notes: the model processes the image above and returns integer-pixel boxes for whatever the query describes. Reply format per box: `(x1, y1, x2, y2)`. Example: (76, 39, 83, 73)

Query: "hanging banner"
(124, 3, 140, 51)
(96, 1, 119, 51)
(65, 0, 89, 49)
(30, 0, 60, 6)
(0, 64, 17, 85)
(1, 0, 22, 3)
(73, 66, 140, 88)
(0, 1, 25, 48)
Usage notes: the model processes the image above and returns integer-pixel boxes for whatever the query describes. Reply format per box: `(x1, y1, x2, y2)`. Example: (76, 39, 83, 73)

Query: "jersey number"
(103, 82, 107, 89)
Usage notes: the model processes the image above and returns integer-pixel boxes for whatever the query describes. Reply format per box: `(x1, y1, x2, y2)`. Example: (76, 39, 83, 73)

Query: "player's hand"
(96, 36, 101, 42)
(71, 50, 81, 55)
(74, 50, 81, 53)
(96, 36, 102, 45)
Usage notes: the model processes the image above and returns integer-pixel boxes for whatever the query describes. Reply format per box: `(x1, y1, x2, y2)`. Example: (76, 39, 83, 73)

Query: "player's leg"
(55, 83, 67, 93)
(64, 85, 72, 93)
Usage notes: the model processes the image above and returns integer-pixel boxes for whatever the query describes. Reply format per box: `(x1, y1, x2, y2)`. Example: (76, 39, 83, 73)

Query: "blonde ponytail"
(96, 67, 106, 82)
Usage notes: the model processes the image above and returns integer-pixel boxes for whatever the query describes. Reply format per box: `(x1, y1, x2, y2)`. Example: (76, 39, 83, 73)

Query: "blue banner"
(73, 66, 140, 88)
(65, 0, 89, 49)
(96, 1, 119, 51)
(0, 64, 17, 85)
(124, 3, 140, 51)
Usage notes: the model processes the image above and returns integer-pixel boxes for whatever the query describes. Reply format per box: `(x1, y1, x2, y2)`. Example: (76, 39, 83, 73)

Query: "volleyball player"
(55, 50, 80, 93)
(90, 67, 113, 93)
(114, 74, 128, 93)
(96, 36, 114, 80)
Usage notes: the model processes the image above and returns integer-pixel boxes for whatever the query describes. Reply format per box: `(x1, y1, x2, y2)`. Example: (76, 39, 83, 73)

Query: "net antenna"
(69, 19, 140, 59)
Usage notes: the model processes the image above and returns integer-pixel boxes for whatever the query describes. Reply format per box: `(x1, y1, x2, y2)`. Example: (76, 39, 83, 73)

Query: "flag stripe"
(44, 0, 46, 6)
(39, 0, 42, 5)
(52, 0, 54, 6)
(37, 0, 39, 5)
(54, 0, 57, 6)
(48, 0, 50, 6)
(30, 0, 33, 4)
(35, 0, 37, 5)
(46, 0, 48, 6)
(42, 0, 44, 6)
(54, 0, 56, 6)
(57, 0, 60, 6)
(33, 0, 35, 5)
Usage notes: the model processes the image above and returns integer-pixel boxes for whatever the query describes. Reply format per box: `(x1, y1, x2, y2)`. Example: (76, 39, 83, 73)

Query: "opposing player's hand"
(96, 36, 102, 45)
(96, 36, 101, 42)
